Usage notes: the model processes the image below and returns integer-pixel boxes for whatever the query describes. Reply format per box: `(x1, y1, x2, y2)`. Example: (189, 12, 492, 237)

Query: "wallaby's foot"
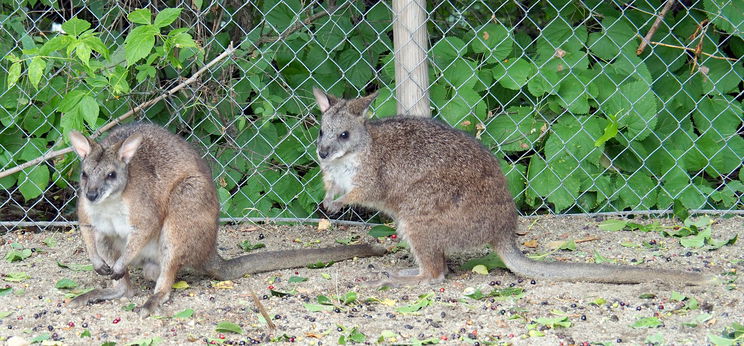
(138, 291, 169, 317)
(68, 285, 135, 307)
(364, 268, 444, 287)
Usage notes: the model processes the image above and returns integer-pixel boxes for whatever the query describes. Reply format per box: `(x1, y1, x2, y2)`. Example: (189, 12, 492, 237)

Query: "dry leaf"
(211, 280, 234, 289)
(523, 239, 538, 248)
(317, 219, 331, 231)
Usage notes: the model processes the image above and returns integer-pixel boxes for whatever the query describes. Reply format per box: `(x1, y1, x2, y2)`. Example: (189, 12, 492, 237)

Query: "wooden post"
(392, 0, 430, 117)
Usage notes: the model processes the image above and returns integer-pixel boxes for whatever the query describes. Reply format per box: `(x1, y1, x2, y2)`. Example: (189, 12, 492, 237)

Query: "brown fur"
(69, 123, 384, 316)
(314, 89, 709, 287)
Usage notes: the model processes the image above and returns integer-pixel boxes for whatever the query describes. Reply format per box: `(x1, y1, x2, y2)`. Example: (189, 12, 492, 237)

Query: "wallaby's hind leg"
(70, 272, 135, 306)
(138, 177, 217, 316)
(139, 258, 178, 316)
(367, 223, 446, 287)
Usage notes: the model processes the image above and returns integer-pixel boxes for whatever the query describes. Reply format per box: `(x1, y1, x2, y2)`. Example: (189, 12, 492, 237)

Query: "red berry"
(390, 234, 397, 239)
(440, 336, 448, 340)
(67, 322, 75, 327)
(439, 288, 445, 292)
(218, 334, 225, 339)
(112, 317, 121, 324)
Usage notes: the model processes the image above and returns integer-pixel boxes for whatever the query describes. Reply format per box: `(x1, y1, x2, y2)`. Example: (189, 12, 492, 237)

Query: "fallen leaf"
(211, 281, 234, 289)
(523, 239, 538, 248)
(471, 265, 489, 275)
(172, 281, 190, 290)
(317, 219, 331, 231)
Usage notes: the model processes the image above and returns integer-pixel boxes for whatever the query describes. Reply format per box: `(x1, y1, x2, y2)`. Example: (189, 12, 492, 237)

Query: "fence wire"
(0, 0, 742, 230)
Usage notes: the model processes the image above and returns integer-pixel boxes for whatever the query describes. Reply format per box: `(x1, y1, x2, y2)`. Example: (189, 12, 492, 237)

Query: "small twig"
(636, 0, 675, 55)
(255, 2, 352, 46)
(0, 42, 236, 180)
(249, 288, 276, 330)
(647, 41, 736, 61)
(575, 236, 601, 244)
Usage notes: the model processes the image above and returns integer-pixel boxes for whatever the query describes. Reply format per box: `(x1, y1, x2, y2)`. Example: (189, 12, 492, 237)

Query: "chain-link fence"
(0, 0, 742, 230)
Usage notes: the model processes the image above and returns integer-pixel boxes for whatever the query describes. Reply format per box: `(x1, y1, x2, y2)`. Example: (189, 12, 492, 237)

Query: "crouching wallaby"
(69, 123, 384, 316)
(313, 88, 710, 287)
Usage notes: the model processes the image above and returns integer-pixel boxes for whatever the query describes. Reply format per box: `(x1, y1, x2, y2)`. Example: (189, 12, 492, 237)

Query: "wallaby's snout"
(85, 190, 100, 202)
(317, 147, 329, 159)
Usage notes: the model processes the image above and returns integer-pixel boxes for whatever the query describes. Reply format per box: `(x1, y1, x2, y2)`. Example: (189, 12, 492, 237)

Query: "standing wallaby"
(314, 88, 709, 287)
(68, 123, 384, 316)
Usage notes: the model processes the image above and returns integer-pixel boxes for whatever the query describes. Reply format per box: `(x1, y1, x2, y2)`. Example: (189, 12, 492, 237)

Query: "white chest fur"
(321, 153, 359, 195)
(86, 195, 133, 238)
(84, 195, 160, 263)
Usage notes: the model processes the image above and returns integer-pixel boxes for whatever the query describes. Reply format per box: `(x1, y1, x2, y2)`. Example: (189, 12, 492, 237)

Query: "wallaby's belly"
(87, 199, 160, 264)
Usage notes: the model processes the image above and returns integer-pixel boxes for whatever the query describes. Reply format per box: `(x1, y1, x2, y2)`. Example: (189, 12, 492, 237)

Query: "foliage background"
(0, 0, 742, 226)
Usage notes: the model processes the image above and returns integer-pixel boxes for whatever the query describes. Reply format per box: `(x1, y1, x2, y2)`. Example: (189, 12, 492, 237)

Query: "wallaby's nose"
(318, 148, 329, 159)
(86, 191, 99, 202)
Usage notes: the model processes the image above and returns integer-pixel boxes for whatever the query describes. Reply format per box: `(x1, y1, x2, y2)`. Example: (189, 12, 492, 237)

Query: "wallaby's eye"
(81, 171, 88, 179)
(106, 171, 117, 180)
(339, 131, 349, 140)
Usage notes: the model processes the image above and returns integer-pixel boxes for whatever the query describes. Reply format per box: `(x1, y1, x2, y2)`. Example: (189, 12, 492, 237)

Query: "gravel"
(1, 215, 741, 345)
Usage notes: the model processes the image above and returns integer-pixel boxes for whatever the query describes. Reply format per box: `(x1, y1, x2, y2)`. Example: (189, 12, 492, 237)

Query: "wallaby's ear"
(69, 131, 92, 159)
(348, 91, 378, 118)
(313, 87, 338, 113)
(118, 133, 143, 164)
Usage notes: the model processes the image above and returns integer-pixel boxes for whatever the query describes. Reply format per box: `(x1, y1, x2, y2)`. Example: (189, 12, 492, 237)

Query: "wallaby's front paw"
(109, 260, 128, 280)
(323, 198, 343, 213)
(94, 263, 113, 276)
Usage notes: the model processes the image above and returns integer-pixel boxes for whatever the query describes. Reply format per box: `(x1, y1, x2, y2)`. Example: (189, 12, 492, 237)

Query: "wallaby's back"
(351, 117, 517, 250)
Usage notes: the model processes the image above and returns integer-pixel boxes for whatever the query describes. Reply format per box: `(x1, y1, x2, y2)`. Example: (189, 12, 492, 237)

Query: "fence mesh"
(0, 0, 742, 230)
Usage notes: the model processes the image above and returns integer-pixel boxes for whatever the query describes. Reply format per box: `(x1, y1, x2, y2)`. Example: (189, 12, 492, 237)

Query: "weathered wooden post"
(392, 0, 430, 117)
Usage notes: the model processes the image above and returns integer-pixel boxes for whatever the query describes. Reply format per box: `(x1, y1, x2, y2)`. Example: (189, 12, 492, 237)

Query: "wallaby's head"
(69, 131, 143, 204)
(313, 88, 377, 162)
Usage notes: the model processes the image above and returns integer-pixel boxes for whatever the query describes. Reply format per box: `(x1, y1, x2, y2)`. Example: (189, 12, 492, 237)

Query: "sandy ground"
(0, 215, 741, 345)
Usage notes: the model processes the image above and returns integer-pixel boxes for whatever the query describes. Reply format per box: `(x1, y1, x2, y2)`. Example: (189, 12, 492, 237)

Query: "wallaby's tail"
(495, 241, 711, 285)
(206, 244, 386, 281)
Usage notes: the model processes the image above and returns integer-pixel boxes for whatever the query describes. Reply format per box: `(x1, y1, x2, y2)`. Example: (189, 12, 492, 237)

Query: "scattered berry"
(390, 234, 397, 239)
(258, 233, 265, 240)
(580, 314, 587, 321)
(67, 322, 75, 327)
(439, 288, 445, 292)
(112, 317, 121, 324)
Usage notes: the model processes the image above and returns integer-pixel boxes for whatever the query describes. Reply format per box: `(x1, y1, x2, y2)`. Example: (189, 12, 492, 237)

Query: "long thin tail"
(206, 244, 386, 281)
(496, 241, 711, 285)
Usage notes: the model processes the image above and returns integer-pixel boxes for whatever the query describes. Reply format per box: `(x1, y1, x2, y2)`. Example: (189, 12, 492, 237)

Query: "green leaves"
(368, 225, 396, 238)
(5, 243, 32, 262)
(125, 24, 159, 66)
(61, 17, 92, 37)
(215, 321, 243, 334)
(124, 8, 187, 66)
(396, 293, 434, 313)
(631, 317, 663, 328)
(55, 278, 79, 289)
(154, 8, 182, 28)
(238, 240, 265, 252)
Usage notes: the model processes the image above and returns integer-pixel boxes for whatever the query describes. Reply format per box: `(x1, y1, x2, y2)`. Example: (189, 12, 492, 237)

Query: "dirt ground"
(0, 215, 741, 345)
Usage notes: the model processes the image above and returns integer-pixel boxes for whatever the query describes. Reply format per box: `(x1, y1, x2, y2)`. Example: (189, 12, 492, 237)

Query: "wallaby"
(68, 123, 384, 316)
(313, 88, 709, 287)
